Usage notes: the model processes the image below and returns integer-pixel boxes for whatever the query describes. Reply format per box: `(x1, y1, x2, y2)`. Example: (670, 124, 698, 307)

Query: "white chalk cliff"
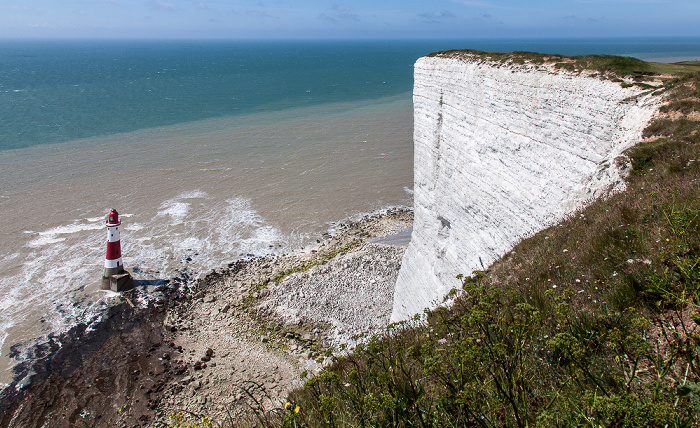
(391, 53, 659, 322)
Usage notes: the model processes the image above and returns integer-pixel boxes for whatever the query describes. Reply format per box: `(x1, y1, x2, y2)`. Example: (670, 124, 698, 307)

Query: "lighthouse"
(103, 208, 123, 278)
(102, 208, 133, 291)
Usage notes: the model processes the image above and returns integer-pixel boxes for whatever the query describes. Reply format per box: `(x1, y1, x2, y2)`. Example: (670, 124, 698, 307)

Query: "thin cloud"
(560, 14, 607, 22)
(579, 0, 664, 2)
(319, 13, 336, 22)
(247, 9, 276, 18)
(452, 0, 494, 7)
(577, 0, 664, 3)
(4, 4, 45, 13)
(332, 4, 352, 12)
(418, 10, 456, 24)
(319, 12, 360, 23)
(320, 4, 360, 23)
(193, 1, 208, 10)
(337, 12, 360, 21)
(150, 0, 177, 11)
(475, 13, 499, 23)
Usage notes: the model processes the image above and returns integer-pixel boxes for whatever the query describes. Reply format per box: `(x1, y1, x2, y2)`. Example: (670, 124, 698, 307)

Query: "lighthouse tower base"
(103, 265, 124, 279)
(101, 270, 134, 292)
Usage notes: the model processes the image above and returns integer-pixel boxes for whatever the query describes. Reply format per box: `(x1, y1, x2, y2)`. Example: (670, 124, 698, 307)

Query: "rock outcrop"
(391, 53, 660, 321)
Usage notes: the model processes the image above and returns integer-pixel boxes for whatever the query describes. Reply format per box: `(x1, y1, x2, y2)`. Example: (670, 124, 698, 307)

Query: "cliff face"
(391, 55, 659, 322)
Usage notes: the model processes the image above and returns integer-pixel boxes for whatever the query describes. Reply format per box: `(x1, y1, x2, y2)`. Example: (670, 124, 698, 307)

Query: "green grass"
(426, 49, 700, 83)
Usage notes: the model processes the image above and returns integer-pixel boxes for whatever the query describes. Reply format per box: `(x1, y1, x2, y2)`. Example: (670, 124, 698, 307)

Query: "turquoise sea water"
(0, 40, 423, 150)
(2, 38, 699, 151)
(1, 38, 699, 385)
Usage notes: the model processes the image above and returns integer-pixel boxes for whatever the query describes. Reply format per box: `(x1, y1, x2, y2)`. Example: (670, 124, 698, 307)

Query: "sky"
(0, 0, 698, 40)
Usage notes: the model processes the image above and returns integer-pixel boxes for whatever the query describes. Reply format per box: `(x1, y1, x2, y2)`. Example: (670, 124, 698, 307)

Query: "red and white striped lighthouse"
(103, 208, 124, 279)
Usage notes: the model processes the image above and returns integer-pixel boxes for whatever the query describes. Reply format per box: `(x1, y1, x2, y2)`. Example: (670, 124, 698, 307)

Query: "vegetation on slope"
(164, 59, 700, 428)
(259, 69, 700, 427)
(427, 50, 700, 88)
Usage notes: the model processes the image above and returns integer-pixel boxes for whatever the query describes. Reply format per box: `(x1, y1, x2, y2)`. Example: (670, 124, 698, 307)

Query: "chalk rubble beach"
(0, 208, 413, 428)
(155, 208, 413, 422)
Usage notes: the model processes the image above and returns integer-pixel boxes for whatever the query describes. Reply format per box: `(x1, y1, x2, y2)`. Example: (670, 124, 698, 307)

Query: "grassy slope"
(171, 53, 700, 428)
(273, 54, 700, 428)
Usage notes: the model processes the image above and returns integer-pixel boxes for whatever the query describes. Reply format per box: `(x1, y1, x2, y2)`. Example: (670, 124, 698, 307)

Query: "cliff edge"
(392, 53, 660, 321)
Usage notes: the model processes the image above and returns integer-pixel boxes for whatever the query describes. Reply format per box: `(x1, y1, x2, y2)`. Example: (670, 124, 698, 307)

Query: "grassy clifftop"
(427, 49, 700, 88)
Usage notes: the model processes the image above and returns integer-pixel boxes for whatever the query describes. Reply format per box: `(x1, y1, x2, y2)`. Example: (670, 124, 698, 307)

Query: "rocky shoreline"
(0, 208, 412, 428)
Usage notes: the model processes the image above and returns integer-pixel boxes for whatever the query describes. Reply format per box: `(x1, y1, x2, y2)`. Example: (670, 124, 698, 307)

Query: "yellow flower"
(285, 402, 291, 409)
(295, 406, 300, 414)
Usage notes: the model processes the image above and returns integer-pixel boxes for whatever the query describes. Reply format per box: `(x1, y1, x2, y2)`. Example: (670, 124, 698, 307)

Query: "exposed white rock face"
(391, 55, 659, 322)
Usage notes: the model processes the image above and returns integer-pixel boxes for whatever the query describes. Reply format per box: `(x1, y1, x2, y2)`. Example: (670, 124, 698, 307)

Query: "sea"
(1, 37, 699, 386)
